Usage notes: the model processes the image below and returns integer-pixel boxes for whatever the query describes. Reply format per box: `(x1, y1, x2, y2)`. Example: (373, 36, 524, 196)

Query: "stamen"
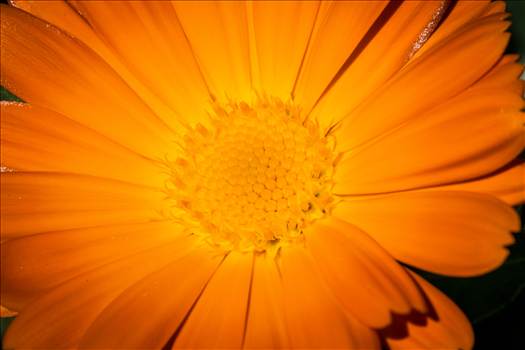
(165, 97, 336, 252)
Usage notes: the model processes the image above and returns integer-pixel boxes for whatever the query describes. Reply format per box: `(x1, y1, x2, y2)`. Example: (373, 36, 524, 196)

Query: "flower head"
(0, 1, 523, 349)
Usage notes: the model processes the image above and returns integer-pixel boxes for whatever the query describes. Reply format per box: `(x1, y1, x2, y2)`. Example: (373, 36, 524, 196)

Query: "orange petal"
(333, 88, 524, 194)
(306, 218, 426, 328)
(333, 191, 520, 277)
(0, 221, 183, 311)
(0, 5, 175, 159)
(473, 54, 524, 95)
(3, 237, 205, 349)
(243, 253, 290, 349)
(0, 102, 165, 187)
(293, 0, 387, 115)
(173, 251, 253, 349)
(68, 0, 212, 129)
(387, 271, 474, 350)
(334, 13, 510, 152)
(79, 247, 221, 349)
(0, 304, 17, 317)
(307, 0, 444, 131)
(279, 245, 380, 349)
(0, 172, 166, 238)
(10, 0, 103, 49)
(247, 0, 319, 99)
(11, 0, 194, 129)
(436, 161, 525, 206)
(172, 1, 253, 102)
(410, 0, 492, 60)
(485, 1, 507, 16)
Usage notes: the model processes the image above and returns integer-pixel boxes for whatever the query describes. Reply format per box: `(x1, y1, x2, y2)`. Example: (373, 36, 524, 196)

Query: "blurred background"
(0, 1, 524, 349)
(509, 1, 525, 66)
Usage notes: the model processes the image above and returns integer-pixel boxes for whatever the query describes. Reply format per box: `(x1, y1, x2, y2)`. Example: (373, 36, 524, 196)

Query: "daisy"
(1, 0, 524, 349)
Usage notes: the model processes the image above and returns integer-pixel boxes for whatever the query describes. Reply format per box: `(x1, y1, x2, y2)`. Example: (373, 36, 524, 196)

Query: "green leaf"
(0, 86, 23, 102)
(0, 317, 15, 348)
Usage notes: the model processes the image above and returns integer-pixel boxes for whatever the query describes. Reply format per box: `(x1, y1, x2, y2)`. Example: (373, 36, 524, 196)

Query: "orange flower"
(1, 1, 524, 349)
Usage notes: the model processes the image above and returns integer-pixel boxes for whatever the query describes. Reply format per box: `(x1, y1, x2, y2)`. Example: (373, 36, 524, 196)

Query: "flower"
(0, 0, 523, 349)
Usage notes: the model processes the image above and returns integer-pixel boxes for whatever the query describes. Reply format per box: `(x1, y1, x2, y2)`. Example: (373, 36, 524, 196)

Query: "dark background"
(0, 1, 524, 349)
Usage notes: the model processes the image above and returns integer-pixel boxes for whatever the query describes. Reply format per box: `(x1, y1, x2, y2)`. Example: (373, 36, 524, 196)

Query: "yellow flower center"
(166, 98, 336, 252)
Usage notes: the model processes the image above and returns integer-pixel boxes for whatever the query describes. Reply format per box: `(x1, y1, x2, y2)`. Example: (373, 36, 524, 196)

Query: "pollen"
(165, 97, 336, 252)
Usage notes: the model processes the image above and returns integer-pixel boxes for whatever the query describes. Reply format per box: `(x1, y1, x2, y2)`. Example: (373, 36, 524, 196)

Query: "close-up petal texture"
(0, 0, 523, 349)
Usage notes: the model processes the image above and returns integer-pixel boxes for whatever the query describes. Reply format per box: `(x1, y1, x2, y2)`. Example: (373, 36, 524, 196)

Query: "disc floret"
(166, 97, 336, 252)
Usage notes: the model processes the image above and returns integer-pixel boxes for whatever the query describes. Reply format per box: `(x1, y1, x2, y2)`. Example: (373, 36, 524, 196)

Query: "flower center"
(166, 98, 336, 252)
